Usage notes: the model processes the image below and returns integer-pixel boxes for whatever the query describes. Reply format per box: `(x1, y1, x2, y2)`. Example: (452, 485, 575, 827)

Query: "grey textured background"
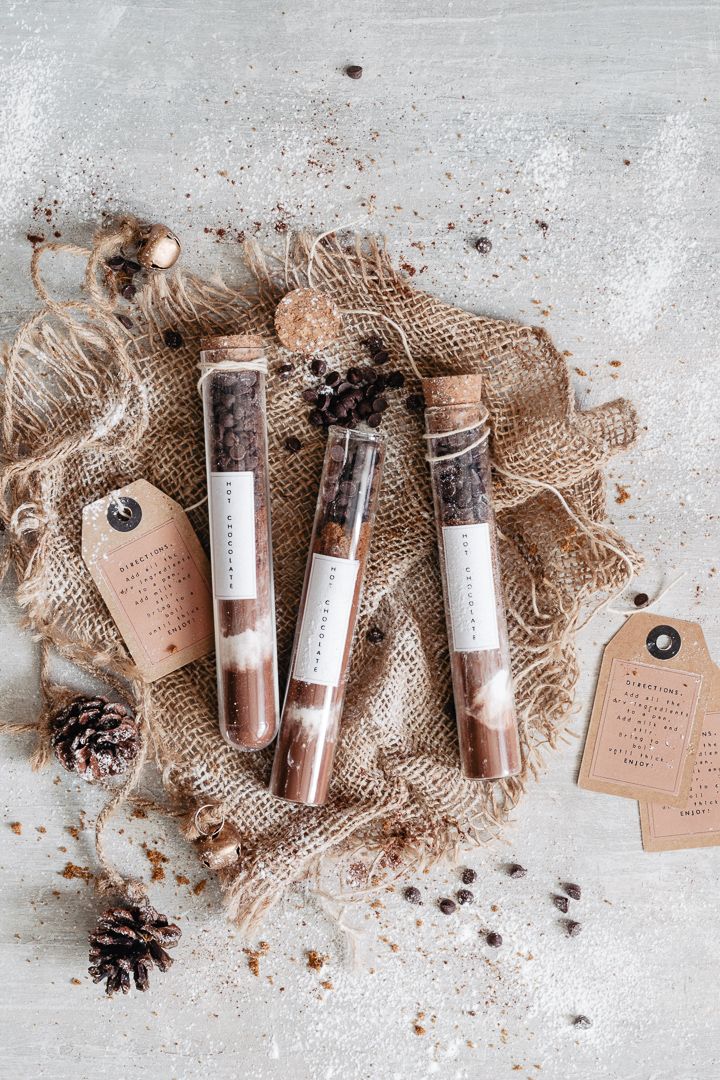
(1, 1, 719, 1078)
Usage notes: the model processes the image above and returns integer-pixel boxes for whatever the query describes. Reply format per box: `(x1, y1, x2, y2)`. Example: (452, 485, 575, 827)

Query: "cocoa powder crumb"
(306, 950, 327, 971)
(9, 822, 22, 835)
(193, 879, 207, 895)
(70, 978, 81, 986)
(175, 874, 191, 886)
(66, 826, 80, 840)
(60, 862, 93, 883)
(143, 845, 169, 882)
(320, 979, 334, 990)
(414, 1024, 426, 1036)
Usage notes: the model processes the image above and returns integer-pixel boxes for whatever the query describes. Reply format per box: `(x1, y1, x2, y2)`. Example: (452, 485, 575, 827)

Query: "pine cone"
(51, 696, 139, 781)
(89, 899, 181, 995)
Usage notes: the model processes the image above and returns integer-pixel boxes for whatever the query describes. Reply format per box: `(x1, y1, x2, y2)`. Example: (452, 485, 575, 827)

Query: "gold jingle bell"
(137, 224, 181, 271)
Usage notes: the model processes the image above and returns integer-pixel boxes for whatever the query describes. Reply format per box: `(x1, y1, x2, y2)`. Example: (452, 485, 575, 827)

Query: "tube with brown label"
(270, 427, 384, 806)
(423, 374, 521, 781)
(200, 334, 279, 751)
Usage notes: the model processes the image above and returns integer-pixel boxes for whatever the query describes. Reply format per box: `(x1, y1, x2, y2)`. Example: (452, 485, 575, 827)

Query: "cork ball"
(137, 224, 181, 271)
(274, 287, 343, 354)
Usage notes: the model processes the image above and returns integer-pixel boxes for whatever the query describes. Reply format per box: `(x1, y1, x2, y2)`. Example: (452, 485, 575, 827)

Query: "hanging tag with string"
(81, 479, 214, 681)
(578, 612, 714, 806)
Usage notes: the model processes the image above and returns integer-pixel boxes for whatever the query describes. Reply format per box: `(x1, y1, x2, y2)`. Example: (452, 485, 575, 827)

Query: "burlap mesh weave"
(0, 219, 640, 925)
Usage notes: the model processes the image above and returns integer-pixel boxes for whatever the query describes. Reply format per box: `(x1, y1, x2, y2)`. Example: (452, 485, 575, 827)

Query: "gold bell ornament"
(137, 223, 181, 271)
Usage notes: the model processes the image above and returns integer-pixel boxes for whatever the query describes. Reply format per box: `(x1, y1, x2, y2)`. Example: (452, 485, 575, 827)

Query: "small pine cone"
(51, 695, 139, 781)
(89, 899, 181, 996)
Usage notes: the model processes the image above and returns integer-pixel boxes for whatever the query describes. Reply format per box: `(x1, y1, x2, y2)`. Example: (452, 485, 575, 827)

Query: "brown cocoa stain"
(320, 979, 333, 991)
(193, 879, 207, 896)
(615, 484, 631, 505)
(9, 822, 22, 835)
(66, 825, 81, 840)
(60, 862, 93, 883)
(143, 845, 169, 882)
(244, 940, 270, 977)
(305, 950, 327, 971)
(175, 874, 191, 886)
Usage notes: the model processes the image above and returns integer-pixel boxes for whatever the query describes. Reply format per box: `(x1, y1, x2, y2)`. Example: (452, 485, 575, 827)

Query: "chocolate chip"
(345, 64, 363, 79)
(325, 371, 341, 387)
(461, 868, 476, 885)
(367, 412, 382, 428)
(361, 335, 384, 355)
(486, 932, 502, 948)
(475, 237, 492, 255)
(356, 400, 372, 419)
(308, 409, 325, 427)
(124, 259, 142, 274)
(438, 898, 456, 915)
(456, 889, 473, 906)
(329, 443, 346, 463)
(633, 592, 649, 607)
(573, 1015, 593, 1029)
(387, 371, 405, 388)
(373, 349, 390, 366)
(553, 895, 569, 913)
(367, 626, 385, 645)
(277, 363, 294, 380)
(347, 367, 364, 384)
(106, 255, 125, 270)
(310, 358, 327, 376)
(404, 886, 421, 905)
(285, 436, 302, 454)
(164, 329, 183, 349)
(507, 863, 527, 879)
(116, 313, 133, 329)
(122, 283, 136, 300)
(405, 393, 424, 414)
(564, 919, 582, 937)
(563, 882, 582, 901)
(302, 388, 319, 403)
(371, 396, 388, 413)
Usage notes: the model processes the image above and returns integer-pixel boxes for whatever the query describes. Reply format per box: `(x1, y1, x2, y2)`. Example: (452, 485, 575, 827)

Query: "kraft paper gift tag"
(578, 613, 713, 806)
(82, 479, 214, 681)
(639, 663, 720, 851)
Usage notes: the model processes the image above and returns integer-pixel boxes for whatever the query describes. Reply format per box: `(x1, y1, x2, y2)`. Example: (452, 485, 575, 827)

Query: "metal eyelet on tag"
(107, 496, 143, 533)
(646, 624, 681, 660)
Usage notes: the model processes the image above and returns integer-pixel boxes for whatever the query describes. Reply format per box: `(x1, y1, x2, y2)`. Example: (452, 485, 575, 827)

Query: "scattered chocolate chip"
(438, 898, 456, 915)
(553, 895, 569, 913)
(564, 919, 582, 937)
(456, 889, 473, 906)
(310, 358, 327, 376)
(367, 412, 383, 428)
(461, 868, 477, 885)
(486, 931, 502, 948)
(116, 313, 133, 329)
(124, 259, 142, 274)
(347, 367, 364, 384)
(573, 1015, 593, 1029)
(563, 882, 582, 901)
(163, 329, 183, 349)
(475, 237, 492, 255)
(121, 283, 137, 300)
(371, 396, 389, 413)
(277, 363, 294, 380)
(106, 255, 125, 270)
(507, 863, 527, 878)
(302, 388, 319, 403)
(361, 335, 384, 355)
(366, 626, 385, 645)
(405, 393, 424, 414)
(387, 371, 405, 388)
(345, 64, 363, 80)
(633, 592, 649, 608)
(404, 886, 421, 905)
(284, 436, 302, 454)
(373, 349, 390, 366)
(325, 371, 341, 387)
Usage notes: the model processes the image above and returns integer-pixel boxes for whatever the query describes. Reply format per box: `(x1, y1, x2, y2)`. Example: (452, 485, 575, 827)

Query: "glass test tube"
(200, 334, 279, 750)
(270, 427, 384, 806)
(423, 374, 521, 780)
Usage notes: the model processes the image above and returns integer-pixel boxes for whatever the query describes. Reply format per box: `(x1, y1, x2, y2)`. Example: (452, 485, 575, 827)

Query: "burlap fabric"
(0, 218, 640, 925)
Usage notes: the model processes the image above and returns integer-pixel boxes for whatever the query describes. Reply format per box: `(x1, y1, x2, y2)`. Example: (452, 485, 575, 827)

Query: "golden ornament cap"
(137, 224, 181, 271)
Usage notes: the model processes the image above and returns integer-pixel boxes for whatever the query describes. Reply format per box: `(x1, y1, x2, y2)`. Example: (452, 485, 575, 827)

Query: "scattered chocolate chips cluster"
(299, 336, 407, 432)
(106, 254, 142, 326)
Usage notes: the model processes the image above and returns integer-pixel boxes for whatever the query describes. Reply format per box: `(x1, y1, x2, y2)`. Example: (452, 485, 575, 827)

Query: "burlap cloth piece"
(0, 218, 640, 926)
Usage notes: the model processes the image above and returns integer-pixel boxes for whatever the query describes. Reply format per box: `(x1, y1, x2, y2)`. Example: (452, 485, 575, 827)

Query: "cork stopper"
(199, 334, 265, 358)
(274, 288, 343, 354)
(422, 373, 484, 408)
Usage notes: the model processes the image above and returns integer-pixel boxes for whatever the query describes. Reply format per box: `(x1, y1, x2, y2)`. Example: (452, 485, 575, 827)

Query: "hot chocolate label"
(640, 712, 720, 849)
(442, 522, 500, 652)
(81, 479, 214, 682)
(209, 472, 256, 600)
(293, 554, 359, 687)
